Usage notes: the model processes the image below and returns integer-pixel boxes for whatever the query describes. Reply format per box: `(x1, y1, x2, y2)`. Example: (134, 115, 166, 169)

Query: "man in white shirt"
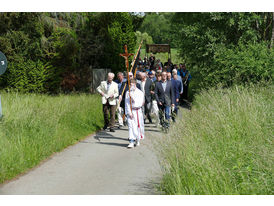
(96, 72, 119, 132)
(125, 79, 145, 148)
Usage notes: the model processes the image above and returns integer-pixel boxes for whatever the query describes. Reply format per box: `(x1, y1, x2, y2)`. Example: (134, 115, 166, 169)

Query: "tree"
(139, 13, 176, 47)
(0, 12, 139, 93)
(135, 31, 154, 49)
(171, 12, 274, 89)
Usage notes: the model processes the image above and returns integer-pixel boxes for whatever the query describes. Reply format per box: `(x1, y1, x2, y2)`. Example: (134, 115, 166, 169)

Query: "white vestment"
(125, 88, 145, 141)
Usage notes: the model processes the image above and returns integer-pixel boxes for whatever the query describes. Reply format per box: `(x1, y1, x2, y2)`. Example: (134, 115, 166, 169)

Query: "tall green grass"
(0, 92, 103, 183)
(158, 83, 273, 194)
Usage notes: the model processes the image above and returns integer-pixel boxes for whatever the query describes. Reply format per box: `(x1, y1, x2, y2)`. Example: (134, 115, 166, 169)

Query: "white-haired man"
(96, 72, 119, 132)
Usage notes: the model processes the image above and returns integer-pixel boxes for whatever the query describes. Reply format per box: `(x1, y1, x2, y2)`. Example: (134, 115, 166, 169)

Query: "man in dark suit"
(169, 72, 182, 122)
(155, 71, 175, 125)
(139, 72, 153, 123)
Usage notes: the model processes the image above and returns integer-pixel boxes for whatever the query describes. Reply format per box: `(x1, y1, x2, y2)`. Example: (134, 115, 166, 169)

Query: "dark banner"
(146, 44, 170, 54)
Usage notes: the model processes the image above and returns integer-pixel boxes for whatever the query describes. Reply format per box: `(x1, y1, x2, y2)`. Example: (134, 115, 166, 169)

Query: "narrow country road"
(0, 123, 163, 195)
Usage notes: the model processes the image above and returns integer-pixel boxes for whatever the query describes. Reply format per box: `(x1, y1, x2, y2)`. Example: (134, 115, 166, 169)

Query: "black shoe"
(110, 128, 115, 132)
(103, 125, 108, 130)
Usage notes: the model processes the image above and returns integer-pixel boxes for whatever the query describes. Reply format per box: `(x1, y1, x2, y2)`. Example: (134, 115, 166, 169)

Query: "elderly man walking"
(96, 72, 119, 132)
(155, 71, 175, 128)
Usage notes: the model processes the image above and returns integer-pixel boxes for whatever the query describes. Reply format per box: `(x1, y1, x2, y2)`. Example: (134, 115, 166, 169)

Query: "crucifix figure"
(120, 45, 134, 71)
(120, 45, 134, 111)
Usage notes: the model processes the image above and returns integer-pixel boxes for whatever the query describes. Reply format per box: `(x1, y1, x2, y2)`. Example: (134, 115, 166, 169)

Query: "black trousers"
(182, 84, 189, 100)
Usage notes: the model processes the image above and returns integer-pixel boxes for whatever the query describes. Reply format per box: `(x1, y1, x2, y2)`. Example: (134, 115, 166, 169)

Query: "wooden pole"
(120, 40, 143, 98)
(129, 40, 143, 78)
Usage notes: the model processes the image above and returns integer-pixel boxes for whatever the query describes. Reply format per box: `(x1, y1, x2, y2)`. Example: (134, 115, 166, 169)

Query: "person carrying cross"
(125, 79, 145, 148)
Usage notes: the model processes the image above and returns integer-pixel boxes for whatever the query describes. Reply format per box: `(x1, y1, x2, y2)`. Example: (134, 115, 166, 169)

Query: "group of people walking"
(96, 55, 191, 148)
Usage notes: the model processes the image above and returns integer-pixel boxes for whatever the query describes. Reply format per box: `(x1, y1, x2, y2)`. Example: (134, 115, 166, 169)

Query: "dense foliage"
(170, 12, 274, 90)
(139, 13, 176, 47)
(1, 12, 273, 93)
(0, 12, 140, 93)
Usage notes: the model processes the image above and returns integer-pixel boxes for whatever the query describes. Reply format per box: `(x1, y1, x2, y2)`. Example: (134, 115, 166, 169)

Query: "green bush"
(170, 13, 274, 92)
(158, 83, 273, 194)
(199, 42, 274, 88)
(0, 12, 139, 93)
(5, 59, 50, 93)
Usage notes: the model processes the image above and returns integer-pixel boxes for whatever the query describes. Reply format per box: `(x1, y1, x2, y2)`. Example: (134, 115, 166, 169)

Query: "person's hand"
(100, 92, 104, 97)
(159, 102, 162, 106)
(129, 114, 133, 119)
(109, 94, 114, 98)
(150, 91, 154, 94)
(119, 95, 122, 102)
(176, 98, 179, 103)
(171, 104, 175, 107)
(130, 96, 135, 103)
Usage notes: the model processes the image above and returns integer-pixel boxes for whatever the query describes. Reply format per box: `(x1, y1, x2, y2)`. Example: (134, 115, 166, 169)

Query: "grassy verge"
(0, 92, 103, 183)
(157, 83, 273, 194)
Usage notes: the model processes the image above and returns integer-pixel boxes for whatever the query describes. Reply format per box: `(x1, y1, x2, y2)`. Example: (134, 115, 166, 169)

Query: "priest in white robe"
(125, 79, 145, 148)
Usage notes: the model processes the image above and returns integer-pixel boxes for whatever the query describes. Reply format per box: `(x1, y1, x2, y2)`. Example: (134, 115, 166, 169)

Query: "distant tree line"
(139, 12, 274, 91)
(1, 12, 273, 93)
(0, 12, 143, 93)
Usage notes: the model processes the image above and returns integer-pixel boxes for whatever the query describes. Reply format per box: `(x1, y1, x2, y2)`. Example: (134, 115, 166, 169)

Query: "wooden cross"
(119, 45, 134, 112)
(119, 45, 134, 71)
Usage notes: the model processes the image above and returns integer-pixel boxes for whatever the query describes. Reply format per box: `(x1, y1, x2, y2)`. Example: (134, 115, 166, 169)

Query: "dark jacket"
(155, 80, 174, 106)
(171, 79, 182, 105)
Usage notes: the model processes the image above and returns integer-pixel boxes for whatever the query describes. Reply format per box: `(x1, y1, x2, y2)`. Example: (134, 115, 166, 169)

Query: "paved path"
(0, 123, 163, 195)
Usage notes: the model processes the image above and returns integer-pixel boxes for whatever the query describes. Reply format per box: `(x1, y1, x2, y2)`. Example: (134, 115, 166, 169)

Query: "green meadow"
(0, 92, 103, 183)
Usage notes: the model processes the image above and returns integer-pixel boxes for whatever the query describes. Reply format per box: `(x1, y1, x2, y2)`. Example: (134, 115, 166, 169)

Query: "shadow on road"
(96, 142, 129, 148)
(93, 130, 128, 142)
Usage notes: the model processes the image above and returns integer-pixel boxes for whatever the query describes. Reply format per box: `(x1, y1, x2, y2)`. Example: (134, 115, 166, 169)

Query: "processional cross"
(119, 45, 134, 111)
(120, 45, 134, 72)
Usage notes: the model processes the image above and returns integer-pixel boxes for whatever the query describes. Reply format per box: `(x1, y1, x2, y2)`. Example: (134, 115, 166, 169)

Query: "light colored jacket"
(96, 81, 119, 105)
